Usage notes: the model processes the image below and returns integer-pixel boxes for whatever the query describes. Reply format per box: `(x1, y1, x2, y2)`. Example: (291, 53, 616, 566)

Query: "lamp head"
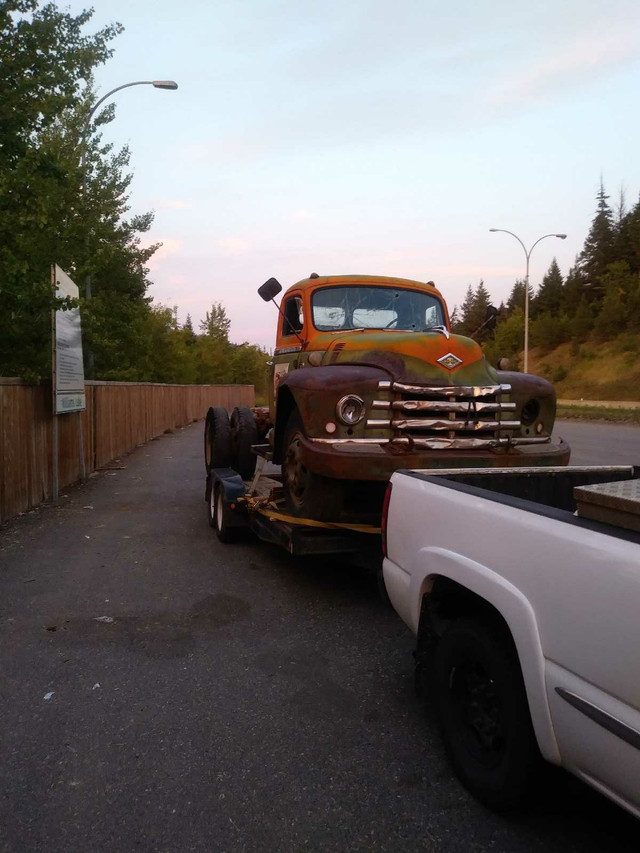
(556, 233, 567, 239)
(152, 80, 178, 90)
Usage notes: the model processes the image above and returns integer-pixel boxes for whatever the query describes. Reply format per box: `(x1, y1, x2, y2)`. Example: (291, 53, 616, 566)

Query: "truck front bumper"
(299, 436, 571, 480)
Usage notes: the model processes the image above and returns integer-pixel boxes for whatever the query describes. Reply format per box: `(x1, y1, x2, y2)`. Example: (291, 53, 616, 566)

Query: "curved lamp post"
(81, 80, 178, 300)
(489, 228, 566, 373)
(81, 80, 177, 376)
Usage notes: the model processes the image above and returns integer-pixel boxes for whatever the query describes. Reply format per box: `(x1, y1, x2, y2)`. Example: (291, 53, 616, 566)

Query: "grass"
(527, 335, 640, 403)
(556, 405, 640, 425)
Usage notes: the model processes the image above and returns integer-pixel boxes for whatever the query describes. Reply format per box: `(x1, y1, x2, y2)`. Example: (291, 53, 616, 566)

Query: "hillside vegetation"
(453, 183, 640, 404)
(527, 337, 640, 402)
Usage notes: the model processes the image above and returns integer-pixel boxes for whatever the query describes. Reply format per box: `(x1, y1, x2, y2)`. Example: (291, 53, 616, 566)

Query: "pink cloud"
(145, 238, 183, 271)
(488, 23, 640, 107)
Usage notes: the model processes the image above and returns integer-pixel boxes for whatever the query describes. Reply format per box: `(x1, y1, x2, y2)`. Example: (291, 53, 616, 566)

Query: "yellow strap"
(253, 505, 381, 534)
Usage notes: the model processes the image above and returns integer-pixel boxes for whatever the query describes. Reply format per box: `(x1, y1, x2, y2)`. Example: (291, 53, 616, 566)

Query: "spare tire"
(230, 406, 258, 480)
(204, 407, 231, 473)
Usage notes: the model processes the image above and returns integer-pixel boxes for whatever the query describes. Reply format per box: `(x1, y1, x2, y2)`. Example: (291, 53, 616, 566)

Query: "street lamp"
(489, 228, 566, 373)
(80, 80, 178, 376)
(81, 80, 178, 300)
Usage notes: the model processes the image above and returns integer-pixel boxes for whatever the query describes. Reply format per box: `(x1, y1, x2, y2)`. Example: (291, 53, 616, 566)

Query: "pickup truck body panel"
(545, 660, 640, 818)
(383, 468, 640, 815)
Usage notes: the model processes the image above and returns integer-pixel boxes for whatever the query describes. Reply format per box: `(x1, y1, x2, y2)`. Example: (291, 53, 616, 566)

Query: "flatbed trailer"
(205, 445, 382, 569)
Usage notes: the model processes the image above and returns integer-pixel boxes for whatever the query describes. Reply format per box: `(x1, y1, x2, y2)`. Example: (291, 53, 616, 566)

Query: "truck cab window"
(282, 296, 303, 336)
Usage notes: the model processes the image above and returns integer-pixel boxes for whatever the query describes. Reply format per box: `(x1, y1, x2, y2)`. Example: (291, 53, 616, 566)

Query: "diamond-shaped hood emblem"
(437, 352, 463, 370)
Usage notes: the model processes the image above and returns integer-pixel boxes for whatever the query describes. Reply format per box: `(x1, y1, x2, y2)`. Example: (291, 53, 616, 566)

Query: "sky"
(65, 0, 640, 349)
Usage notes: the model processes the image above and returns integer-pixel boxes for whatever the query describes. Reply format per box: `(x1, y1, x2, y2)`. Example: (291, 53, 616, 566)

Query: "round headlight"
(336, 395, 365, 426)
(521, 398, 540, 426)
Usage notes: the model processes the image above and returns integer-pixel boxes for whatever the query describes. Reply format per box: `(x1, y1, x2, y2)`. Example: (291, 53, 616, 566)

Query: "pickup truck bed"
(402, 465, 640, 541)
(383, 464, 640, 817)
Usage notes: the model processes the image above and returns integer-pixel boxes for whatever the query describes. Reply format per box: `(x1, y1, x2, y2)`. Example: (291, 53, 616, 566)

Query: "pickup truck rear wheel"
(282, 410, 344, 522)
(204, 407, 231, 473)
(431, 618, 540, 811)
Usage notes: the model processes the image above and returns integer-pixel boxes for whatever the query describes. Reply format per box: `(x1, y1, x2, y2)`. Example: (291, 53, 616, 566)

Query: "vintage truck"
(382, 465, 640, 817)
(205, 273, 570, 521)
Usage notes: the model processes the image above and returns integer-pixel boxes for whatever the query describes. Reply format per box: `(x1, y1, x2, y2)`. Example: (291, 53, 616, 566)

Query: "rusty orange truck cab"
(260, 273, 570, 520)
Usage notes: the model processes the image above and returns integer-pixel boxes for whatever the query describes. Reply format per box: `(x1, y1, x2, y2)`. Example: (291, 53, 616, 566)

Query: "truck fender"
(414, 547, 561, 765)
(273, 364, 389, 464)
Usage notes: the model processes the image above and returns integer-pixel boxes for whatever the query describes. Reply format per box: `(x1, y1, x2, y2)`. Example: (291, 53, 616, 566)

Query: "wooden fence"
(0, 379, 254, 522)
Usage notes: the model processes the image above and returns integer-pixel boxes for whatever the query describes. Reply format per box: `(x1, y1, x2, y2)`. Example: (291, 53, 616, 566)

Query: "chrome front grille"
(368, 381, 521, 450)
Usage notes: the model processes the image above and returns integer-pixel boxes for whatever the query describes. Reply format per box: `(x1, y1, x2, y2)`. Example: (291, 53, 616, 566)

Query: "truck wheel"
(282, 410, 344, 522)
(431, 618, 540, 811)
(230, 406, 258, 480)
(204, 407, 231, 473)
(209, 483, 236, 543)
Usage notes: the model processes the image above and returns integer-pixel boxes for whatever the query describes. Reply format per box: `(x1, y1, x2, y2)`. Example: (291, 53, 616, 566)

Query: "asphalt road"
(1, 420, 639, 853)
(553, 419, 640, 466)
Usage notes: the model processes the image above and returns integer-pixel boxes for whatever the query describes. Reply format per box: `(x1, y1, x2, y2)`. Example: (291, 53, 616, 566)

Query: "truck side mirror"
(485, 305, 498, 330)
(258, 277, 282, 302)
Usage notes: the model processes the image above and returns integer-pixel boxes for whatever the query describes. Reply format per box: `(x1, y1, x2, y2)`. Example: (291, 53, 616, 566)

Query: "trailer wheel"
(282, 410, 343, 521)
(209, 483, 236, 543)
(230, 406, 258, 480)
(431, 618, 540, 811)
(204, 407, 231, 473)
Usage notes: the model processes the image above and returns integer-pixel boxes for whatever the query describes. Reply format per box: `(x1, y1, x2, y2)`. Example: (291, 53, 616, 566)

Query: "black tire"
(281, 410, 344, 521)
(431, 618, 541, 811)
(230, 406, 258, 481)
(204, 407, 231, 473)
(208, 483, 236, 543)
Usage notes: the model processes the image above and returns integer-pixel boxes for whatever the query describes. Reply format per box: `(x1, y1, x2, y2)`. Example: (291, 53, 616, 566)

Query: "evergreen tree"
(455, 286, 475, 335)
(457, 281, 492, 339)
(532, 258, 563, 318)
(616, 194, 640, 275)
(200, 303, 231, 342)
(577, 180, 616, 300)
(560, 266, 585, 316)
(571, 297, 594, 342)
(506, 279, 534, 316)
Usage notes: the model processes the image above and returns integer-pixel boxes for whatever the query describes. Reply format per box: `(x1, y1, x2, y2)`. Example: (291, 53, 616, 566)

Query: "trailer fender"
(207, 469, 248, 529)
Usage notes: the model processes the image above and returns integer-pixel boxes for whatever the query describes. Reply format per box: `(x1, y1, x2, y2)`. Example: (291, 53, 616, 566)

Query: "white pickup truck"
(382, 465, 640, 817)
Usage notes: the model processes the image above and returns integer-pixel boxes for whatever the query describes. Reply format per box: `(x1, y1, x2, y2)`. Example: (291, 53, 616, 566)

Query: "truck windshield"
(311, 286, 446, 332)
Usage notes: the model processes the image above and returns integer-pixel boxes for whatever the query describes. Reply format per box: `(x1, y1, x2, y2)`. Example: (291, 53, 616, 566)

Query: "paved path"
(1, 422, 639, 852)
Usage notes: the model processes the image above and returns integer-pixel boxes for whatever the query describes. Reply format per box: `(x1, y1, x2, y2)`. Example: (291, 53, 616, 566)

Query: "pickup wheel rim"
(449, 660, 504, 768)
(283, 432, 307, 508)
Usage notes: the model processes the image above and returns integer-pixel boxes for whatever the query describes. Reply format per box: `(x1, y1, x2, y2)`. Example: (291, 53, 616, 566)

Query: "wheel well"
(273, 387, 297, 464)
(415, 577, 517, 688)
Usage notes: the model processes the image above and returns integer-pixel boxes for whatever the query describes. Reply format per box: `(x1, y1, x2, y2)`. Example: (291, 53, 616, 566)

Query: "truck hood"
(321, 330, 498, 385)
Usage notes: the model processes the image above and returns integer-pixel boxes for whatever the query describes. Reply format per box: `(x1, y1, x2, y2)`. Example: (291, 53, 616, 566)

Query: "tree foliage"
(451, 280, 493, 343)
(0, 2, 269, 394)
(0, 2, 128, 380)
(577, 181, 616, 298)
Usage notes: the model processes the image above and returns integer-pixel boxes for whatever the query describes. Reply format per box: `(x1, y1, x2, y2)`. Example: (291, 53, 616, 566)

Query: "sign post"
(52, 266, 86, 500)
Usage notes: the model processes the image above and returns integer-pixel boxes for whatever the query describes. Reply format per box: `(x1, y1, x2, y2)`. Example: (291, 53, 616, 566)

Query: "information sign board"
(53, 265, 86, 413)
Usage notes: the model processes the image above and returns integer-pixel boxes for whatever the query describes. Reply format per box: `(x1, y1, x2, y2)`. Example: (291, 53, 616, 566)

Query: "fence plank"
(0, 381, 254, 521)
